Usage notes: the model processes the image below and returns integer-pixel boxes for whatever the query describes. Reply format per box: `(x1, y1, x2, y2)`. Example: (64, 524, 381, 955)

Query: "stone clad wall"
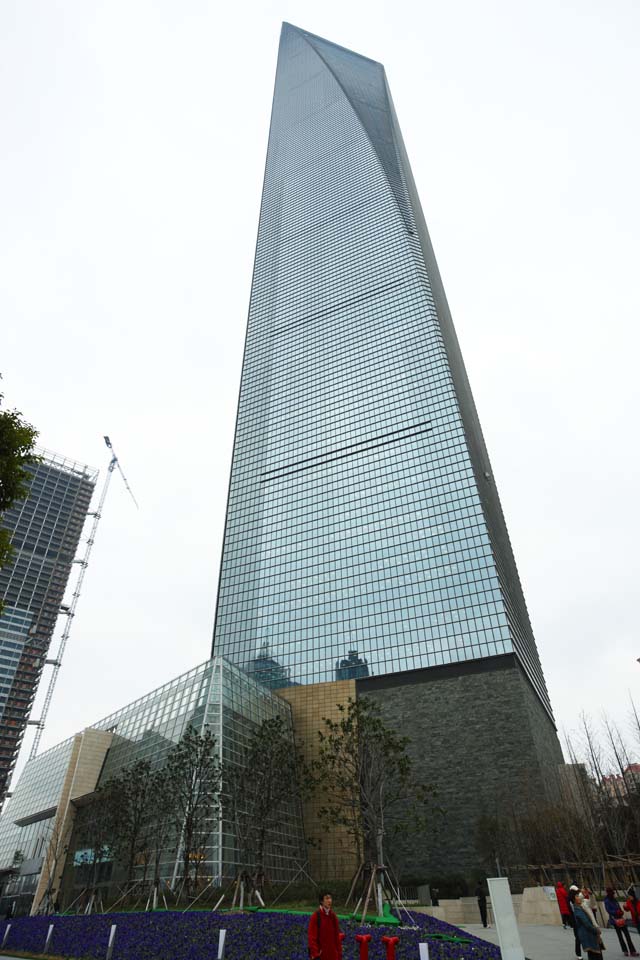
(418, 887, 562, 925)
(31, 728, 113, 914)
(275, 680, 358, 881)
(356, 654, 565, 880)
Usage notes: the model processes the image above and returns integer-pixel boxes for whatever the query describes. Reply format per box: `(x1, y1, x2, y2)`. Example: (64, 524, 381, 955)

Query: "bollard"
(418, 944, 430, 960)
(486, 877, 525, 960)
(355, 932, 372, 960)
(217, 928, 227, 959)
(1, 924, 11, 949)
(106, 923, 117, 960)
(382, 934, 399, 960)
(339, 932, 346, 945)
(44, 923, 54, 954)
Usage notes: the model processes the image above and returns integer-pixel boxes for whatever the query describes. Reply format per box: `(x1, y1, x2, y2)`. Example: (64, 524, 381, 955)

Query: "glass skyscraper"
(212, 23, 553, 718)
(0, 451, 96, 801)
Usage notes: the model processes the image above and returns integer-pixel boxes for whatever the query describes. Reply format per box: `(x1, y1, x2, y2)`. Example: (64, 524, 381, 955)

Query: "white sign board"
(418, 945, 430, 960)
(487, 877, 525, 960)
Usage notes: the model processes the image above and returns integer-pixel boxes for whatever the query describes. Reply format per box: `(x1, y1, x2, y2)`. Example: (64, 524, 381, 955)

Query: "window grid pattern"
(211, 24, 553, 717)
(0, 452, 97, 798)
(0, 659, 305, 885)
(0, 737, 74, 867)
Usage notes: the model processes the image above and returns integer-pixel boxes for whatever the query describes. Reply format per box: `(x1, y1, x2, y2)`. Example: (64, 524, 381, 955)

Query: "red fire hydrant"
(355, 932, 372, 960)
(382, 935, 400, 960)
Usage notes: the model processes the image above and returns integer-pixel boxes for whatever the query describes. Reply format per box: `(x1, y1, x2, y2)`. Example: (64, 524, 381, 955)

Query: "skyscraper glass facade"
(212, 24, 553, 717)
(0, 450, 97, 799)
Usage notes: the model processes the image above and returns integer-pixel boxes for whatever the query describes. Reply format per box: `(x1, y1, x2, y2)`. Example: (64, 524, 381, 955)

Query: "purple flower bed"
(0, 909, 501, 959)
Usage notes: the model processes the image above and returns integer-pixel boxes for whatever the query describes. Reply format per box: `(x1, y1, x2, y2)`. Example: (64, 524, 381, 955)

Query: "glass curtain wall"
(0, 658, 305, 913)
(211, 23, 553, 717)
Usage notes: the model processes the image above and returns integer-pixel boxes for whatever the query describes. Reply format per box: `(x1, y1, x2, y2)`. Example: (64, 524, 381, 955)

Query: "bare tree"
(34, 817, 69, 914)
(311, 697, 434, 916)
(106, 759, 156, 890)
(224, 715, 304, 904)
(166, 725, 222, 899)
(145, 766, 176, 906)
(72, 788, 116, 913)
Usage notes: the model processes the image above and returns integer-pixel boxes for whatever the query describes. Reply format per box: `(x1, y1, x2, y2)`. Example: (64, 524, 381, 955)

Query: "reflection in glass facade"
(91, 658, 305, 885)
(0, 657, 305, 913)
(212, 23, 553, 717)
(0, 739, 73, 869)
(0, 450, 97, 800)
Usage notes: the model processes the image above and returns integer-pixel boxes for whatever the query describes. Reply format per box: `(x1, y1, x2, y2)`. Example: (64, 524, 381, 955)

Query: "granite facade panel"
(357, 655, 564, 879)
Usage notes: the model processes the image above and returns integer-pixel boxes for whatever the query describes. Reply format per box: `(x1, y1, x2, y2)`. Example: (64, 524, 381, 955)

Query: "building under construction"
(0, 450, 97, 804)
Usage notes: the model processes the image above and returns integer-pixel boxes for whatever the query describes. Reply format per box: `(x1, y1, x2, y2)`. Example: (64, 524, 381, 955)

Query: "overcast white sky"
(1, 0, 639, 781)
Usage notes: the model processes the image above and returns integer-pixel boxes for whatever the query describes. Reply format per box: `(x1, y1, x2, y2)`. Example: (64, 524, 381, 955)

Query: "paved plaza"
(462, 921, 637, 960)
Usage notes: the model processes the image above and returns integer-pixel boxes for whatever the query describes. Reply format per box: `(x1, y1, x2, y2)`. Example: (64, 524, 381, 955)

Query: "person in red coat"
(556, 881, 572, 928)
(625, 887, 640, 937)
(308, 891, 343, 960)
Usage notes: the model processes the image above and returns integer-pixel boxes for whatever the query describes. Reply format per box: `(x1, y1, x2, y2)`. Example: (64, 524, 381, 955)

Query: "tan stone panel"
(276, 680, 357, 881)
(31, 729, 114, 914)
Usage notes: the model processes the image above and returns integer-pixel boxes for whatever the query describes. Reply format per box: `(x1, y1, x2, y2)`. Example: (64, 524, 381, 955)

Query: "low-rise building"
(0, 658, 305, 915)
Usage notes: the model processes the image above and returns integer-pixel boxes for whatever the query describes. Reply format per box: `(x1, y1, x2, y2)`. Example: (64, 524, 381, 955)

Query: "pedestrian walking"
(308, 891, 343, 960)
(557, 880, 572, 928)
(574, 893, 604, 959)
(604, 886, 639, 957)
(474, 880, 489, 928)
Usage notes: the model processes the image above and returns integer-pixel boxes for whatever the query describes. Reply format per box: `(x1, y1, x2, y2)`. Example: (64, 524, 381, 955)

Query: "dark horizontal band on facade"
(356, 652, 518, 691)
(267, 277, 408, 339)
(259, 420, 432, 483)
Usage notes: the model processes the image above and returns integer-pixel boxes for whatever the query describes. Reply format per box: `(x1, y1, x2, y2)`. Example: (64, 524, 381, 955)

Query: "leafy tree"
(224, 715, 305, 901)
(0, 382, 38, 606)
(311, 697, 434, 869)
(166, 725, 222, 898)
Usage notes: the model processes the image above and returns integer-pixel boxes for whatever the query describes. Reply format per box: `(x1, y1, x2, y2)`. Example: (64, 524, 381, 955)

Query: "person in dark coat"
(556, 881, 572, 928)
(308, 891, 343, 960)
(574, 893, 603, 958)
(604, 886, 639, 956)
(474, 880, 488, 928)
(569, 884, 584, 959)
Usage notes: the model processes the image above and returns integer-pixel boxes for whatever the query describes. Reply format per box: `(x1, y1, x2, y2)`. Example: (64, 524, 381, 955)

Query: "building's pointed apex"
(281, 21, 304, 36)
(289, 28, 410, 228)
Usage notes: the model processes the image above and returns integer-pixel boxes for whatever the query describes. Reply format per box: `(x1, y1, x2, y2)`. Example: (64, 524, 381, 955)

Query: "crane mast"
(28, 437, 137, 759)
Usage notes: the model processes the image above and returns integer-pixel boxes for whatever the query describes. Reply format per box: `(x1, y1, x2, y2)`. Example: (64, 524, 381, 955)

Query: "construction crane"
(28, 436, 138, 759)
